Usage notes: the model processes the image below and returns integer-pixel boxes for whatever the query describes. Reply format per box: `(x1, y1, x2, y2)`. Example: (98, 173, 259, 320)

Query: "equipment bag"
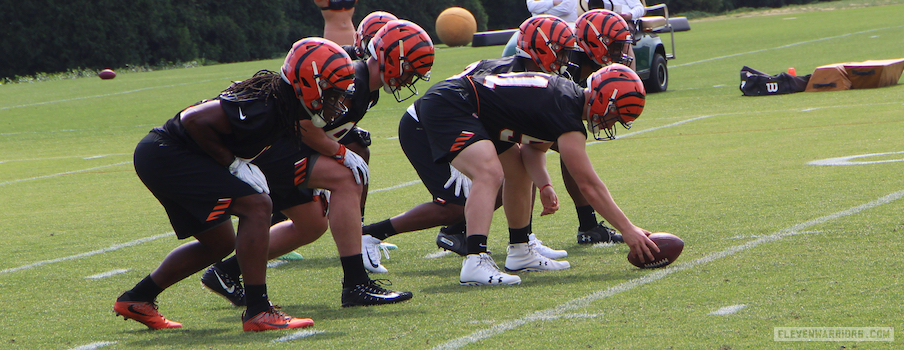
(739, 66, 810, 96)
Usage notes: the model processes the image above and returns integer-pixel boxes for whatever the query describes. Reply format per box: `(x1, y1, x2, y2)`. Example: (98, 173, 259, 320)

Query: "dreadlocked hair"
(220, 70, 304, 142)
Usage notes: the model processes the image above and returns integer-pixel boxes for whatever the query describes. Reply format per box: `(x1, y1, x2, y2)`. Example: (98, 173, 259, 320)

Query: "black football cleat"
(436, 228, 469, 256)
(201, 265, 246, 307)
(341, 279, 413, 307)
(577, 222, 624, 244)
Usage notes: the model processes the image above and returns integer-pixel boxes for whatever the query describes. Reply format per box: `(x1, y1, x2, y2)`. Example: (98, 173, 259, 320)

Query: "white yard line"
(709, 304, 748, 315)
(0, 232, 173, 275)
(0, 161, 132, 187)
(669, 25, 904, 69)
(430, 189, 904, 350)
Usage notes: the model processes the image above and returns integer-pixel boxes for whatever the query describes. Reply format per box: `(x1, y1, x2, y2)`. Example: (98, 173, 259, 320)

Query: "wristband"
(331, 144, 347, 163)
(539, 183, 553, 192)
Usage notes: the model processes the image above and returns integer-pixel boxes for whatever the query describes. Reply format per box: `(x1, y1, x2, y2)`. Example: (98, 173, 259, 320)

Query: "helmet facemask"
(374, 38, 432, 102)
(586, 84, 634, 141)
(297, 60, 355, 127)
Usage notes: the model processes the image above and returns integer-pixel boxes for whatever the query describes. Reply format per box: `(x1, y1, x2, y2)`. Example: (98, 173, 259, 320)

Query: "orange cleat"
(242, 306, 314, 332)
(114, 301, 183, 330)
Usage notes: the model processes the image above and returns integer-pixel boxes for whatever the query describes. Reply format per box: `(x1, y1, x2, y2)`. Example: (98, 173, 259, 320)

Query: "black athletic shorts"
(252, 139, 317, 213)
(416, 85, 493, 164)
(399, 108, 467, 207)
(133, 132, 259, 239)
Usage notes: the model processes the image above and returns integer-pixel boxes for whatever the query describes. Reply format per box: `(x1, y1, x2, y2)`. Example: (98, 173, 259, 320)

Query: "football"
(98, 69, 116, 80)
(435, 7, 477, 47)
(627, 232, 684, 269)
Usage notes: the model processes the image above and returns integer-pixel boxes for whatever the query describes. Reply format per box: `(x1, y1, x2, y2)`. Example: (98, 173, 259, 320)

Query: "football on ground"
(627, 232, 684, 268)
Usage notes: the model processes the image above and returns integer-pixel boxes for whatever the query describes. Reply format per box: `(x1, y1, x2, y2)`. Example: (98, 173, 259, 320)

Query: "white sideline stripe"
(670, 25, 904, 68)
(68, 341, 117, 350)
(0, 161, 132, 187)
(0, 78, 243, 112)
(370, 180, 421, 193)
(0, 232, 173, 275)
(267, 260, 289, 268)
(0, 153, 130, 163)
(709, 304, 747, 315)
(430, 189, 904, 350)
(272, 329, 326, 342)
(425, 250, 453, 259)
(808, 151, 904, 166)
(85, 269, 131, 279)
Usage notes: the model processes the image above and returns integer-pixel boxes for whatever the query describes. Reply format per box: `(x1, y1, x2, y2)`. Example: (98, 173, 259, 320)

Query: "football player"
(414, 64, 658, 285)
(363, 16, 581, 262)
(113, 38, 354, 332)
(201, 22, 434, 306)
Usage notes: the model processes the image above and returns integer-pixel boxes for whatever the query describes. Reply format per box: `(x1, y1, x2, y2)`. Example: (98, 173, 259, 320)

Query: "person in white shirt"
(526, 0, 579, 24)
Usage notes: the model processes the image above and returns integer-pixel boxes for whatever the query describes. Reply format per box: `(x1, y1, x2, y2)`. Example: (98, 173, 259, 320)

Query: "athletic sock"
(363, 219, 397, 241)
(118, 275, 164, 302)
(340, 254, 370, 288)
(508, 225, 531, 244)
(243, 284, 269, 320)
(466, 234, 488, 254)
(576, 205, 598, 232)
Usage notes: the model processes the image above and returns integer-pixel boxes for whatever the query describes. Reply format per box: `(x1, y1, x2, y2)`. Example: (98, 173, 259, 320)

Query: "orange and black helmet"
(575, 10, 634, 66)
(281, 38, 355, 120)
(586, 64, 645, 140)
(368, 19, 435, 102)
(354, 11, 398, 58)
(516, 15, 578, 74)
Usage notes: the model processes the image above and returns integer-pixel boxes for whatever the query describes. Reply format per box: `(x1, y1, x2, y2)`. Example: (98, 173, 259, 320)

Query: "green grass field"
(2, 2, 903, 349)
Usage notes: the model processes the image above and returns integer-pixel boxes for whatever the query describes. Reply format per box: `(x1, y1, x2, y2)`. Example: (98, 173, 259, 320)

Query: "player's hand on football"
(228, 157, 270, 194)
(443, 165, 471, 198)
(538, 184, 558, 216)
(623, 227, 659, 262)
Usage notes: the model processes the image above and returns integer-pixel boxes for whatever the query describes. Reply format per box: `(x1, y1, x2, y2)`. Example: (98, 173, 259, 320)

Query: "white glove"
(443, 164, 471, 198)
(228, 157, 270, 194)
(332, 145, 369, 185)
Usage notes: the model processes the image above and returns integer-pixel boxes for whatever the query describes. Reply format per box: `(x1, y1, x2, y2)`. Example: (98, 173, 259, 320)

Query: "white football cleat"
(460, 253, 521, 286)
(505, 243, 571, 272)
(528, 233, 567, 259)
(362, 234, 389, 273)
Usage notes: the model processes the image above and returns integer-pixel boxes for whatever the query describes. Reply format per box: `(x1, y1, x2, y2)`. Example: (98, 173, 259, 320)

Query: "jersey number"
(499, 129, 548, 145)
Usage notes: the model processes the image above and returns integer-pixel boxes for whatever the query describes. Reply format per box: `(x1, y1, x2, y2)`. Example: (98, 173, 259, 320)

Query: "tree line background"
(1, 0, 828, 80)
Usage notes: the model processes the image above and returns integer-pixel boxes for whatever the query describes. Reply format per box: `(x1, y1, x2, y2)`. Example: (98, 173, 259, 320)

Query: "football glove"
(332, 144, 369, 185)
(443, 164, 471, 198)
(228, 157, 270, 194)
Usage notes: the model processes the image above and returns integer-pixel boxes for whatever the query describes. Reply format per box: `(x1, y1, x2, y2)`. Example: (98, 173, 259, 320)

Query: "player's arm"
(556, 131, 658, 260)
(520, 143, 559, 216)
(298, 118, 369, 184)
(298, 118, 342, 156)
(180, 100, 234, 166)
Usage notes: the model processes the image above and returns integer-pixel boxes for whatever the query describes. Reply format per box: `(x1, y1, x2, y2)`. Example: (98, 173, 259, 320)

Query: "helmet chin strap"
(306, 60, 328, 127)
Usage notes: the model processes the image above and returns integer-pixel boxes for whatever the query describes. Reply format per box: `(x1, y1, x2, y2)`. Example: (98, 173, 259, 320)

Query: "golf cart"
(631, 1, 691, 92)
(472, 2, 689, 92)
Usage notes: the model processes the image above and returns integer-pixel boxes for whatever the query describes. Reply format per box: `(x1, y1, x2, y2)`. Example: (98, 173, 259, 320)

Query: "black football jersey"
(449, 71, 587, 144)
(322, 60, 379, 141)
(155, 91, 286, 160)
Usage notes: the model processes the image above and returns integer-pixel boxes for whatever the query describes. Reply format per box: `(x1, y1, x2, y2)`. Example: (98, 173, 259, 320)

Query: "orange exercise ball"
(435, 7, 477, 47)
